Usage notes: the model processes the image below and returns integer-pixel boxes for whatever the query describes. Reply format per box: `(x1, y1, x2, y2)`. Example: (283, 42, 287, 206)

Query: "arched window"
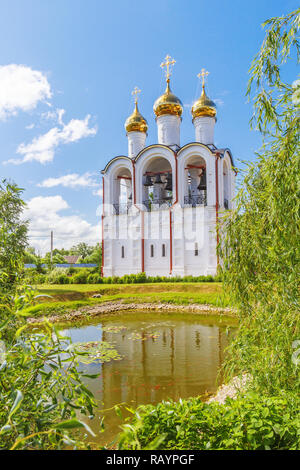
(195, 242, 199, 256)
(150, 244, 154, 258)
(162, 244, 166, 257)
(223, 160, 229, 209)
(121, 246, 125, 258)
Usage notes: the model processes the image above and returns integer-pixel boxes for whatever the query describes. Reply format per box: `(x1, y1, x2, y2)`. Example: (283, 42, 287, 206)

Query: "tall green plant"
(220, 9, 300, 394)
(0, 180, 28, 293)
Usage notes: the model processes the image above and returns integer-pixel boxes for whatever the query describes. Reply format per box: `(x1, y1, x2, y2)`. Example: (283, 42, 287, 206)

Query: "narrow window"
(150, 244, 154, 258)
(195, 243, 199, 256)
(162, 244, 166, 257)
(121, 246, 125, 258)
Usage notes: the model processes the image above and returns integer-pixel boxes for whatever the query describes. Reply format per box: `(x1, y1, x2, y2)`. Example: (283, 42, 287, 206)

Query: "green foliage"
(23, 268, 221, 286)
(0, 187, 98, 449)
(0, 180, 28, 292)
(45, 268, 70, 284)
(80, 243, 102, 265)
(72, 269, 89, 284)
(69, 242, 94, 259)
(118, 394, 300, 450)
(219, 8, 300, 395)
(0, 283, 98, 449)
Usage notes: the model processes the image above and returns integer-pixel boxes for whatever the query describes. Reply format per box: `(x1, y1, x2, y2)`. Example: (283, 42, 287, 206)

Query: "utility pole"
(50, 231, 53, 263)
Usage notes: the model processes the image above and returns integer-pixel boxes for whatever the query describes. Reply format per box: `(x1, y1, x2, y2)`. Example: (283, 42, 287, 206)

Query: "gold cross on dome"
(160, 54, 176, 81)
(197, 68, 210, 87)
(132, 86, 141, 104)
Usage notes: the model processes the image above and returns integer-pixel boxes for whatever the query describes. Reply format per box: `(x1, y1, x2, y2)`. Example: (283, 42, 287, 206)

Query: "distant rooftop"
(64, 255, 80, 264)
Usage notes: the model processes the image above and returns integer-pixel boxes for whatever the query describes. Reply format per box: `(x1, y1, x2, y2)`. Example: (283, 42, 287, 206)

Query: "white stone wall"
(103, 205, 218, 277)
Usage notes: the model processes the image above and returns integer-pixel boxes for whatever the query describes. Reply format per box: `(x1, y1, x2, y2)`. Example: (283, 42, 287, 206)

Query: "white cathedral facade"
(101, 57, 235, 278)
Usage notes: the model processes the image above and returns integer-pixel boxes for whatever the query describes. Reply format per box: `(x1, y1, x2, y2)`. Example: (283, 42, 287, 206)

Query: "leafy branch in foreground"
(0, 181, 100, 449)
(247, 8, 300, 134)
(219, 8, 300, 394)
(0, 285, 99, 450)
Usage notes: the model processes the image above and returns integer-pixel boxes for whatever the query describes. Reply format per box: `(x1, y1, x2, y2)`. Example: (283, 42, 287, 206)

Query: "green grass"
(25, 282, 232, 318)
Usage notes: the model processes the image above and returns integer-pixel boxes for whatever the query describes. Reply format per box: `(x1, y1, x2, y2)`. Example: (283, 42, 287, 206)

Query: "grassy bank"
(25, 282, 231, 318)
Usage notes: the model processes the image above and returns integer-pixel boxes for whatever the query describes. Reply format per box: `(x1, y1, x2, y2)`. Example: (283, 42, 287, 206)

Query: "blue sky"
(0, 0, 298, 253)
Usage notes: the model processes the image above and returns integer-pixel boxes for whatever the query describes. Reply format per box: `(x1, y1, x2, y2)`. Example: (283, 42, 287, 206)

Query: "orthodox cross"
(197, 68, 210, 87)
(132, 86, 141, 104)
(160, 54, 176, 81)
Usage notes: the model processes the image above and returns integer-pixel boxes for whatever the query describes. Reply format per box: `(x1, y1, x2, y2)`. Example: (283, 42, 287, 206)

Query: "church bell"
(165, 173, 172, 191)
(154, 173, 164, 184)
(197, 170, 206, 191)
(143, 175, 153, 186)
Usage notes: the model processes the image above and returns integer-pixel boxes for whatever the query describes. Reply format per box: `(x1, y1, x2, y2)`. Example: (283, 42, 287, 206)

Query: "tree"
(69, 242, 94, 259)
(0, 180, 28, 292)
(80, 243, 102, 265)
(220, 9, 300, 394)
(24, 248, 37, 264)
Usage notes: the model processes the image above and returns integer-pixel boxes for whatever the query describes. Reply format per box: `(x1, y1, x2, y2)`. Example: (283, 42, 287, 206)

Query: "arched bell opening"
(142, 156, 173, 211)
(112, 167, 133, 214)
(183, 155, 207, 207)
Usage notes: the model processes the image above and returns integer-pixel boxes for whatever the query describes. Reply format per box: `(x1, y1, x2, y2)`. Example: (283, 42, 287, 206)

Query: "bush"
(46, 268, 69, 284)
(71, 269, 89, 284)
(22, 268, 221, 285)
(57, 274, 70, 284)
(118, 393, 300, 450)
(87, 273, 103, 284)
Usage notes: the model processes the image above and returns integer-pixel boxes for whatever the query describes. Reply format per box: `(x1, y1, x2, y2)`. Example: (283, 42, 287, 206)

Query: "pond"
(61, 311, 235, 446)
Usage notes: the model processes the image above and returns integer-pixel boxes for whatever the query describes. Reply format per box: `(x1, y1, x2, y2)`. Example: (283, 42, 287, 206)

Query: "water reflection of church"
(97, 321, 229, 409)
(101, 56, 235, 277)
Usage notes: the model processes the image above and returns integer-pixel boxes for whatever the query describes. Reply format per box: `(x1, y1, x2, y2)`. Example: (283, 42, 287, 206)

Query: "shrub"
(46, 268, 69, 284)
(57, 274, 70, 284)
(87, 273, 103, 284)
(118, 394, 300, 450)
(72, 269, 89, 284)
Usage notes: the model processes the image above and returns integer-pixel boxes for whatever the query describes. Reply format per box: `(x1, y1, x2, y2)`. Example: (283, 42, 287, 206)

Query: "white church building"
(101, 56, 235, 278)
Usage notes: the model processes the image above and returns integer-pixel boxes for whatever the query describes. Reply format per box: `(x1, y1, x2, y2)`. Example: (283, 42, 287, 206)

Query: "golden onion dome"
(153, 80, 183, 118)
(125, 102, 148, 134)
(191, 84, 217, 120)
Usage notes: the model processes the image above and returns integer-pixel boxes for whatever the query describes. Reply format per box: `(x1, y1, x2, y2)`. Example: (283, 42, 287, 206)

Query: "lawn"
(25, 282, 231, 318)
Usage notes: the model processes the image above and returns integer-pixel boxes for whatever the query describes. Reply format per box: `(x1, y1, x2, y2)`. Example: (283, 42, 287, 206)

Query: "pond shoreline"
(27, 301, 236, 324)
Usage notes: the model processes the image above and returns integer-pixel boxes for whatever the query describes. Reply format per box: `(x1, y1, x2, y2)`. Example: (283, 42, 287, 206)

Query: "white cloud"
(6, 114, 97, 165)
(92, 187, 103, 197)
(0, 64, 51, 120)
(42, 108, 65, 124)
(24, 195, 100, 253)
(38, 172, 98, 189)
(213, 98, 224, 106)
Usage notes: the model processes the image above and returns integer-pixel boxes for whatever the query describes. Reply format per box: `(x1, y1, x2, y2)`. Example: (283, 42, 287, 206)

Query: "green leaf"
(8, 390, 23, 421)
(53, 418, 96, 437)
(145, 433, 167, 450)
